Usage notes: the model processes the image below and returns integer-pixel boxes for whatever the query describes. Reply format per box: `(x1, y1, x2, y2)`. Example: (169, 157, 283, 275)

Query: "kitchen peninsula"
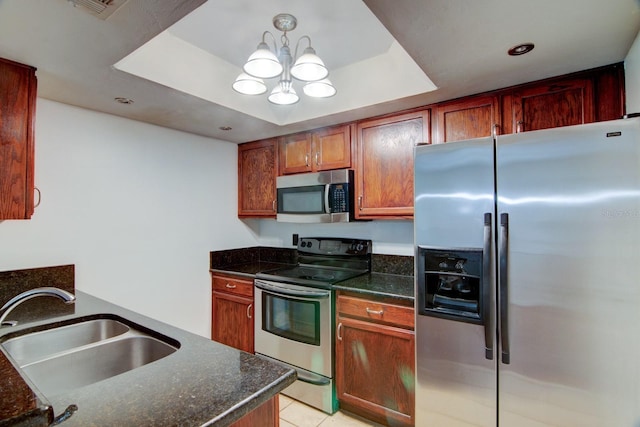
(0, 266, 295, 427)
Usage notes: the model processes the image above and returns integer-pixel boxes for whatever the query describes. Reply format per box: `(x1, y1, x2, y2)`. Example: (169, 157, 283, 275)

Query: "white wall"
(0, 99, 259, 337)
(625, 30, 640, 114)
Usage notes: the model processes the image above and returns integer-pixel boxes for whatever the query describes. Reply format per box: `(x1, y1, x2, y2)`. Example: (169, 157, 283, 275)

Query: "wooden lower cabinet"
(336, 293, 415, 426)
(211, 273, 254, 354)
(230, 395, 279, 427)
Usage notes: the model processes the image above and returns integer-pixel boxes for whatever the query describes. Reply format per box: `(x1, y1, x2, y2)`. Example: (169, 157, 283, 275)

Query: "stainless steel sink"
(2, 318, 130, 366)
(0, 316, 179, 396)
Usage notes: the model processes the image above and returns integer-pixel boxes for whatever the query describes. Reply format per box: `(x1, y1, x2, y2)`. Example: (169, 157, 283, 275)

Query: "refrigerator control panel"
(417, 246, 484, 324)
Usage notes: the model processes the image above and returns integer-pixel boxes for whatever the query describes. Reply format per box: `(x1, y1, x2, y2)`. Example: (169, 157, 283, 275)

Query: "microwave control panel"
(328, 183, 349, 213)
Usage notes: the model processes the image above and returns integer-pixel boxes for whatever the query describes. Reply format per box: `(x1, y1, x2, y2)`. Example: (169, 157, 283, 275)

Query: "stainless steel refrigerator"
(414, 117, 640, 427)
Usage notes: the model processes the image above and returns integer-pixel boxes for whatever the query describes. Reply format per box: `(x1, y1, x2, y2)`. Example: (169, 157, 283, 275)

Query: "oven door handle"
(255, 280, 331, 299)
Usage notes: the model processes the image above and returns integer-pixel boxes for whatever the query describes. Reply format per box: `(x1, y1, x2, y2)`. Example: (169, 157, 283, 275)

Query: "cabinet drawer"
(337, 295, 414, 330)
(212, 275, 253, 298)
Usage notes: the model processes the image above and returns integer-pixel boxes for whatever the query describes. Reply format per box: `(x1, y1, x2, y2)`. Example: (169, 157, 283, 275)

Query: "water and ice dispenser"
(417, 247, 484, 324)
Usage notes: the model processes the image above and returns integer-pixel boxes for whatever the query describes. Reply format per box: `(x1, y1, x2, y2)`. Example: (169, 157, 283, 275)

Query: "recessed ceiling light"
(219, 126, 232, 131)
(114, 97, 134, 104)
(508, 43, 535, 56)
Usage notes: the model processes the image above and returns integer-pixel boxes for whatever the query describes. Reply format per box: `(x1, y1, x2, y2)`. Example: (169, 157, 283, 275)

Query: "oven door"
(254, 279, 332, 378)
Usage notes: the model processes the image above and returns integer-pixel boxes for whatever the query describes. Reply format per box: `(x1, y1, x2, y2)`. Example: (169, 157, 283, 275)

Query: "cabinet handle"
(365, 307, 384, 316)
(337, 322, 343, 341)
(247, 303, 252, 319)
(34, 186, 41, 208)
(305, 154, 310, 167)
(315, 152, 320, 166)
(225, 283, 237, 289)
(358, 195, 363, 211)
(272, 199, 276, 212)
(516, 120, 524, 133)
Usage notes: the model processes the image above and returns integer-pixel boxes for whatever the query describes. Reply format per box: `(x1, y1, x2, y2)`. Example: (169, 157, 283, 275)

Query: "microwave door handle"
(324, 184, 331, 213)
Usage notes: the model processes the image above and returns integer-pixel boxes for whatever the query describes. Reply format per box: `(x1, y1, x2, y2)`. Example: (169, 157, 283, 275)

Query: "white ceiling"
(0, 0, 639, 144)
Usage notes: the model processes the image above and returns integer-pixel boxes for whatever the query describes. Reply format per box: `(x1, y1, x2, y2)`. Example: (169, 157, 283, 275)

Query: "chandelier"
(232, 13, 336, 105)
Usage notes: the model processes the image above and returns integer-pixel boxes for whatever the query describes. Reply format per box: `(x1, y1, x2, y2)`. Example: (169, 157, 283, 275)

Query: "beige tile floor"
(278, 394, 385, 427)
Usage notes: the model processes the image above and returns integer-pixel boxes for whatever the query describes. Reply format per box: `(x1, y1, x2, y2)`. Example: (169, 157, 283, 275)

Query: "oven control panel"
(298, 237, 372, 256)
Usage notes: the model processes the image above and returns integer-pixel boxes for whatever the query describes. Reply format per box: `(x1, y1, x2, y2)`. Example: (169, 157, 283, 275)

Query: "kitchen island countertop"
(0, 291, 296, 426)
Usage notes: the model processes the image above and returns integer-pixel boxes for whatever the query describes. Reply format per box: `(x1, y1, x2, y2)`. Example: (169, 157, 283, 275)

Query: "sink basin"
(2, 318, 130, 366)
(0, 315, 179, 396)
(20, 336, 177, 396)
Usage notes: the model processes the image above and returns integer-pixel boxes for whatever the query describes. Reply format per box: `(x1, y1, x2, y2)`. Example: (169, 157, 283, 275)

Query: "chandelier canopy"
(232, 13, 336, 105)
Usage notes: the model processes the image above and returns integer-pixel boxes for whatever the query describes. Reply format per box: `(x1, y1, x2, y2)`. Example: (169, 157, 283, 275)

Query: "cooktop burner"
(255, 237, 372, 289)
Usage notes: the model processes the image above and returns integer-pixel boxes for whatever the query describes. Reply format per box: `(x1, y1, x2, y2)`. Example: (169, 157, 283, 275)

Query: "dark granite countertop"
(0, 291, 295, 427)
(210, 265, 414, 304)
(210, 262, 294, 279)
(333, 273, 414, 304)
(209, 246, 414, 303)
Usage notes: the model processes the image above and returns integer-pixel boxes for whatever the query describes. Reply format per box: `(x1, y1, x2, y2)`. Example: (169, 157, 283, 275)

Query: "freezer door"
(496, 118, 640, 426)
(414, 138, 497, 427)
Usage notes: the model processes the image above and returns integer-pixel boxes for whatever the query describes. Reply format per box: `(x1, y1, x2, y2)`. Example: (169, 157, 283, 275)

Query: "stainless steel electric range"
(254, 237, 372, 414)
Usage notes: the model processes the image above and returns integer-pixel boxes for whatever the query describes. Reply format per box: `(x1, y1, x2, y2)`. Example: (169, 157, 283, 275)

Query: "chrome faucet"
(0, 287, 76, 327)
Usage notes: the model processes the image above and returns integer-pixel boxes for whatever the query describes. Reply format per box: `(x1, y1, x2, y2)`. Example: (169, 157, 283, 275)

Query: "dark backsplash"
(210, 247, 297, 269)
(211, 247, 413, 277)
(371, 254, 414, 276)
(0, 265, 75, 322)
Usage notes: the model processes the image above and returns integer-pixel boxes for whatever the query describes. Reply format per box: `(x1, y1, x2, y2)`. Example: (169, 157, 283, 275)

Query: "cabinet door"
(0, 58, 37, 220)
(511, 78, 594, 133)
(312, 124, 352, 171)
(279, 132, 313, 175)
(336, 315, 415, 426)
(435, 95, 500, 143)
(211, 291, 254, 353)
(356, 110, 429, 219)
(238, 139, 276, 218)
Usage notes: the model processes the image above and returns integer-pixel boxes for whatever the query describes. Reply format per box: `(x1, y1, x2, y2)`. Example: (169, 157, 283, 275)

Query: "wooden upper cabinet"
(0, 58, 37, 220)
(435, 95, 500, 143)
(237, 138, 276, 218)
(279, 124, 352, 175)
(355, 110, 429, 219)
(510, 78, 595, 133)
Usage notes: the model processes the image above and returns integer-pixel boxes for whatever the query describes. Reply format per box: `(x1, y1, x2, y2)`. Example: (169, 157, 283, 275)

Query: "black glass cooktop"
(256, 237, 372, 289)
(256, 266, 367, 289)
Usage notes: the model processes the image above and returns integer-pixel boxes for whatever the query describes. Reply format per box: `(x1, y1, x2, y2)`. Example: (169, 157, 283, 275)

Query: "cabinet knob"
(305, 154, 310, 167)
(315, 152, 320, 166)
(247, 303, 253, 319)
(516, 121, 524, 133)
(337, 322, 343, 341)
(358, 196, 363, 211)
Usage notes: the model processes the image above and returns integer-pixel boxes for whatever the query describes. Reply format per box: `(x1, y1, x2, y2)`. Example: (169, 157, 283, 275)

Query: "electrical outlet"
(292, 234, 299, 246)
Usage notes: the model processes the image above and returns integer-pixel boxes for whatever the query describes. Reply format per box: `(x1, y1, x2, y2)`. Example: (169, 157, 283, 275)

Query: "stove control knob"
(356, 243, 364, 251)
(300, 241, 307, 248)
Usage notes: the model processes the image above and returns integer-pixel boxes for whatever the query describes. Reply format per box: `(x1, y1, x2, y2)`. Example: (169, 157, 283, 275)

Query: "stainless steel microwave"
(276, 169, 354, 223)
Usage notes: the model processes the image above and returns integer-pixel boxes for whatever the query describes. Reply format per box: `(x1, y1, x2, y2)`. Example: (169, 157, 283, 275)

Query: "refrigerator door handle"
(499, 213, 511, 364)
(483, 212, 494, 360)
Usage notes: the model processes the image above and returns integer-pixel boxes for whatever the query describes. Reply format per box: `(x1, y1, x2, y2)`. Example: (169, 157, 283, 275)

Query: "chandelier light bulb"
(303, 79, 336, 98)
(268, 83, 299, 105)
(291, 46, 328, 82)
(243, 41, 283, 79)
(232, 73, 267, 95)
